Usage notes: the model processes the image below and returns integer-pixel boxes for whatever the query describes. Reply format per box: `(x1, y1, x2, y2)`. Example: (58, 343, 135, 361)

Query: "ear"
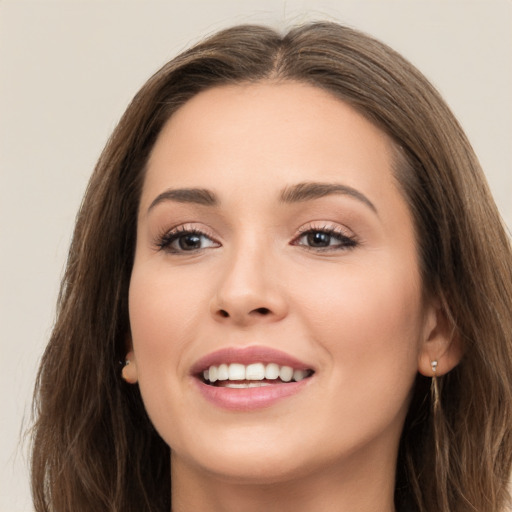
(418, 300, 463, 377)
(121, 350, 139, 384)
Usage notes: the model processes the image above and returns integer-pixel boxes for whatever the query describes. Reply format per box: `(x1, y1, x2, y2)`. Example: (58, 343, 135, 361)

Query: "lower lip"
(194, 378, 312, 411)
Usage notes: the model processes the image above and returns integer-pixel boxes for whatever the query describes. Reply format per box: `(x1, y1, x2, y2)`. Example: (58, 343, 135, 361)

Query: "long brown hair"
(31, 22, 512, 511)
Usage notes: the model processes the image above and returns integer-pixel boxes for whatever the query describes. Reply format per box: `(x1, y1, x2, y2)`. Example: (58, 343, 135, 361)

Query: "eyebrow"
(147, 188, 218, 213)
(280, 182, 377, 213)
(146, 181, 377, 215)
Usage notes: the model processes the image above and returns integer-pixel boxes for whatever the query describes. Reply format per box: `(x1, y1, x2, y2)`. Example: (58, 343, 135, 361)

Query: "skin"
(125, 82, 458, 512)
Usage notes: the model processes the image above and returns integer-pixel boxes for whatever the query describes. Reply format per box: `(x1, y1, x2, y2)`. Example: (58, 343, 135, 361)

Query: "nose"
(210, 242, 288, 326)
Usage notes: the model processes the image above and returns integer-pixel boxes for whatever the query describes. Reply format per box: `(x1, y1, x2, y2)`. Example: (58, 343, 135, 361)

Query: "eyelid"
(153, 223, 221, 253)
(295, 221, 355, 239)
(291, 222, 359, 251)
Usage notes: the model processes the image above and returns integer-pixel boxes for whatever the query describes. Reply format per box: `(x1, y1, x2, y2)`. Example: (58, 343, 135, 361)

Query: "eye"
(156, 227, 220, 254)
(293, 226, 357, 251)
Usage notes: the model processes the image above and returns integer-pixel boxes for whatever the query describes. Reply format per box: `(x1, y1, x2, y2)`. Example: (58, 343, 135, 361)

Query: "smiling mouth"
(200, 362, 314, 388)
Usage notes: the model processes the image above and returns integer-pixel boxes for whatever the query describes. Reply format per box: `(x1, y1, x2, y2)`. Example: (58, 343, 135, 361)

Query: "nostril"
(253, 307, 271, 315)
(215, 307, 273, 320)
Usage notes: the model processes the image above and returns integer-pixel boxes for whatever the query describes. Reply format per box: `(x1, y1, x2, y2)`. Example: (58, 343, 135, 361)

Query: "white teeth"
(279, 366, 293, 382)
(221, 382, 272, 389)
(203, 362, 311, 385)
(209, 365, 218, 383)
(224, 382, 249, 389)
(265, 363, 280, 379)
(228, 363, 246, 381)
(217, 363, 229, 381)
(293, 369, 307, 382)
(245, 363, 265, 380)
(248, 382, 271, 388)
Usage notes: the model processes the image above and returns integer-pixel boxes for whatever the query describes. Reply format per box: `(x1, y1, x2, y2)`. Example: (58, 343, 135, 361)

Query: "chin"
(177, 449, 316, 486)
(169, 423, 319, 483)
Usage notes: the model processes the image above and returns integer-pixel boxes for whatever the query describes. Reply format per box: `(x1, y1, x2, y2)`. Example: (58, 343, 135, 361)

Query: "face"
(128, 82, 437, 484)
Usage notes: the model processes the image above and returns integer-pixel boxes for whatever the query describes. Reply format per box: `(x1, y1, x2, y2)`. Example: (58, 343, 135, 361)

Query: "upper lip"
(190, 346, 313, 375)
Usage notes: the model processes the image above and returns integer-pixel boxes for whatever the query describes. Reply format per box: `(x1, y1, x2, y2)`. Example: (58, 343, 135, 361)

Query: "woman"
(31, 22, 512, 512)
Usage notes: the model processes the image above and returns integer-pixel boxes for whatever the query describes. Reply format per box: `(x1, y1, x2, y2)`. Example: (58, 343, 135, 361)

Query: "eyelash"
(155, 224, 358, 254)
(292, 225, 358, 252)
(155, 226, 220, 254)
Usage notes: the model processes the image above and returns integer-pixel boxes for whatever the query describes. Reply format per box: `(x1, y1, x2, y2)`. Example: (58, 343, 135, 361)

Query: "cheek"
(127, 264, 210, 401)
(293, 257, 424, 385)
(291, 261, 424, 446)
(129, 264, 208, 355)
(128, 264, 212, 445)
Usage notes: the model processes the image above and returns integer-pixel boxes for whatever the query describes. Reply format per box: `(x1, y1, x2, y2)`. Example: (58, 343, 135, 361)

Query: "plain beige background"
(1, 1, 511, 511)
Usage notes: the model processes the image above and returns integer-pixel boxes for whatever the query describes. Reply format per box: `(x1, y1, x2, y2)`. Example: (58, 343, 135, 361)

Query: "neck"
(170, 448, 397, 512)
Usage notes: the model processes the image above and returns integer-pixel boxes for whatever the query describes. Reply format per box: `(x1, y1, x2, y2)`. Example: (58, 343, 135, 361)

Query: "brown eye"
(306, 232, 332, 247)
(177, 233, 203, 250)
(157, 229, 220, 253)
(294, 228, 357, 251)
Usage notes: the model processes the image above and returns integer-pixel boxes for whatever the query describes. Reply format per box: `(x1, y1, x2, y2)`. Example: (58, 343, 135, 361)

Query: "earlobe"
(121, 350, 139, 384)
(418, 302, 463, 377)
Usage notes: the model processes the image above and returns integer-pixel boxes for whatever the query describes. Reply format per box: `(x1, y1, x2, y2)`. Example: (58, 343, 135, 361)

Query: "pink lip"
(194, 378, 312, 411)
(190, 345, 313, 375)
(190, 346, 314, 411)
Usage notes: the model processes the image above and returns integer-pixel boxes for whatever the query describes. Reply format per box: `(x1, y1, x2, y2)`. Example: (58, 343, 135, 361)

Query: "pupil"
(308, 232, 330, 247)
(179, 234, 201, 250)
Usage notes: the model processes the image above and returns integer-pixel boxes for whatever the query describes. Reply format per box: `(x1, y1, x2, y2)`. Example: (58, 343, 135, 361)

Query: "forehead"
(143, 81, 399, 203)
